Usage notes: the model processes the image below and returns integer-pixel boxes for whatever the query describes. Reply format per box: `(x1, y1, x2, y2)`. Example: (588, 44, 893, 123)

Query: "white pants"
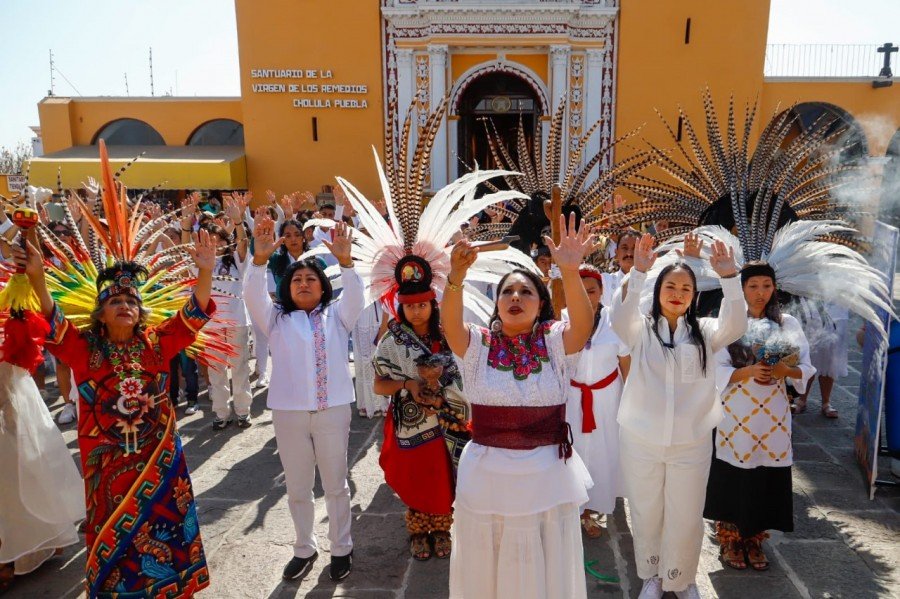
(620, 429, 712, 593)
(208, 326, 253, 419)
(272, 405, 353, 558)
(252, 322, 269, 376)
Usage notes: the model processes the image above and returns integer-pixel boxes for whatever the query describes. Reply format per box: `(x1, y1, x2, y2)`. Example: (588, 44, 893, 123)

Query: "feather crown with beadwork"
(309, 97, 538, 323)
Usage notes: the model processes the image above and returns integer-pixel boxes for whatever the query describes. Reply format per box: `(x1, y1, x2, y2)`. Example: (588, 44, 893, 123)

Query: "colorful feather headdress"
(613, 89, 863, 254)
(24, 140, 233, 366)
(311, 98, 538, 323)
(476, 96, 651, 257)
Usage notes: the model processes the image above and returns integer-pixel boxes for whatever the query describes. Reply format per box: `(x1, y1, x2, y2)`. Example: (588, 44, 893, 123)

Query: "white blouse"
(452, 322, 591, 516)
(611, 269, 748, 446)
(210, 253, 249, 329)
(244, 262, 364, 411)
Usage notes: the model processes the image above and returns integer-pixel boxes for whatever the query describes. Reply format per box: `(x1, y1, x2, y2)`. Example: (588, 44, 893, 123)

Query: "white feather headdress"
(645, 221, 894, 333)
(308, 98, 538, 323)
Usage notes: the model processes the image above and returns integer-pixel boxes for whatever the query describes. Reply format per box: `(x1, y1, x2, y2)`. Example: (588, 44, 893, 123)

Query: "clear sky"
(0, 0, 898, 153)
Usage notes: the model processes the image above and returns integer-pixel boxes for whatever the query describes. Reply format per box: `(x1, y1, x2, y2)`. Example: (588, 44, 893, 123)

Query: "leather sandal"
(409, 533, 431, 561)
(431, 531, 452, 559)
(791, 397, 807, 414)
(745, 535, 770, 571)
(720, 539, 748, 570)
(821, 403, 838, 419)
(580, 511, 604, 539)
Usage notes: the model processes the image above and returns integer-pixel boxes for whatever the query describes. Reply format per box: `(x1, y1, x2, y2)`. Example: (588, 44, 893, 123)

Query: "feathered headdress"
(476, 97, 651, 259)
(312, 98, 538, 322)
(644, 221, 894, 335)
(22, 140, 233, 366)
(612, 89, 863, 254)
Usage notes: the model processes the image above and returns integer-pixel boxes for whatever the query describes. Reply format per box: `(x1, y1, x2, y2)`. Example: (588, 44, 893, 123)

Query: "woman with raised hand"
(244, 212, 363, 583)
(11, 228, 219, 598)
(442, 213, 596, 599)
(611, 234, 746, 599)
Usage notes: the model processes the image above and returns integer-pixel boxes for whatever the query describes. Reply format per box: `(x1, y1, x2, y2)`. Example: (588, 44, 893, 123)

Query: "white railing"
(764, 44, 886, 78)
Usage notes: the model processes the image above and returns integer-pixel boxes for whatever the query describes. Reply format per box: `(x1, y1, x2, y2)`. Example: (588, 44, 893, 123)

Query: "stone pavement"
(7, 342, 900, 599)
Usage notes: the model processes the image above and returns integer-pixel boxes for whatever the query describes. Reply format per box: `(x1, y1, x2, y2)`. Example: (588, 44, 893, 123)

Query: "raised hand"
(277, 194, 294, 220)
(251, 211, 283, 265)
(709, 239, 737, 277)
(543, 212, 596, 271)
(82, 176, 99, 199)
(4, 237, 43, 280)
(373, 196, 388, 217)
(65, 197, 83, 223)
(180, 193, 199, 230)
(676, 231, 703, 259)
(322, 220, 353, 266)
(187, 228, 216, 272)
(448, 238, 478, 284)
(633, 233, 657, 273)
(223, 195, 243, 225)
(265, 189, 276, 205)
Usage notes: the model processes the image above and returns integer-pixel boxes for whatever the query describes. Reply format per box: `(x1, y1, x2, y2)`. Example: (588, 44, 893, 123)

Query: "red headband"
(397, 289, 436, 304)
(578, 268, 603, 284)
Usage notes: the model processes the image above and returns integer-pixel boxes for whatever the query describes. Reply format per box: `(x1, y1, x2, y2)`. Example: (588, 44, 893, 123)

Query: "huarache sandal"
(409, 533, 431, 561)
(745, 534, 770, 571)
(720, 539, 747, 570)
(821, 403, 838, 419)
(580, 511, 604, 539)
(0, 563, 15, 595)
(431, 531, 452, 559)
(790, 398, 807, 414)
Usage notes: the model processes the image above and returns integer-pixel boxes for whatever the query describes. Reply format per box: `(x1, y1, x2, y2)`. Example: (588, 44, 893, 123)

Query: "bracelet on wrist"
(182, 227, 192, 233)
(446, 279, 464, 292)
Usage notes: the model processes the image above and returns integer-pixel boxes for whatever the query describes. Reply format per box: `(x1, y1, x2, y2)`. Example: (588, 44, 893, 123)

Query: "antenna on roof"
(124, 72, 130, 96)
(149, 47, 155, 97)
(49, 49, 55, 96)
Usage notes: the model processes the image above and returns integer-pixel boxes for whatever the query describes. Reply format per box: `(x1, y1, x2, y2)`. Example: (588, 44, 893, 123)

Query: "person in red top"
(11, 229, 218, 599)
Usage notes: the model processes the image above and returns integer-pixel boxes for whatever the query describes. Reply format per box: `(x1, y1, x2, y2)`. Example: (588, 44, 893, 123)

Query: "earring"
(532, 320, 540, 336)
(490, 319, 502, 333)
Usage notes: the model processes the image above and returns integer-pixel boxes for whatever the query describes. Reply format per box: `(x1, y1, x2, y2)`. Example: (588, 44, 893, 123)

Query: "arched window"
(789, 102, 868, 165)
(93, 118, 165, 145)
(187, 119, 244, 146)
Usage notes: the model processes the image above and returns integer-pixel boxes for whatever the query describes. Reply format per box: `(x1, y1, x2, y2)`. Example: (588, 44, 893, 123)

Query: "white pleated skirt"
(449, 502, 587, 599)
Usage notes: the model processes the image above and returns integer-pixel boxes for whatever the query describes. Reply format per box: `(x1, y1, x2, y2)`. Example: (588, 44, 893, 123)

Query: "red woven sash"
(570, 368, 619, 433)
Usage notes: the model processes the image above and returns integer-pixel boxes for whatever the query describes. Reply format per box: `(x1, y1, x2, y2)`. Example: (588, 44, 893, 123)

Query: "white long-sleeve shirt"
(244, 262, 364, 411)
(610, 269, 747, 446)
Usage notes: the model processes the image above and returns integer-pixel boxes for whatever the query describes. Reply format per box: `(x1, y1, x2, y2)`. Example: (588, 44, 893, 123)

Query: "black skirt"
(703, 454, 793, 538)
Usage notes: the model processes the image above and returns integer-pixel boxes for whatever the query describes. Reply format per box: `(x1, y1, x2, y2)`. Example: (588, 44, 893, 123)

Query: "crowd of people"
(0, 94, 889, 599)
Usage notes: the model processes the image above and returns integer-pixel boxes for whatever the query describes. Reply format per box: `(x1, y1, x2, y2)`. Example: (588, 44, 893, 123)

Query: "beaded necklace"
(486, 321, 552, 380)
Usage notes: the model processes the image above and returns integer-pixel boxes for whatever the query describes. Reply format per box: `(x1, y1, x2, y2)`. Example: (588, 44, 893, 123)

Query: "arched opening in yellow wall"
(92, 118, 166, 146)
(187, 119, 245, 146)
(787, 102, 869, 165)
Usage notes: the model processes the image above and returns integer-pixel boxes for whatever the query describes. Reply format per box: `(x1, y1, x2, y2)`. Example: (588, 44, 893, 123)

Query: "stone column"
(549, 44, 570, 181)
(583, 48, 605, 183)
(429, 44, 449, 189)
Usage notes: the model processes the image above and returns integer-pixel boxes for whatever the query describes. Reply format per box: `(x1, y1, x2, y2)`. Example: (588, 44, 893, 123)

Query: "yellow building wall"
(234, 0, 385, 200)
(452, 54, 498, 81)
(615, 0, 771, 161)
(38, 97, 243, 153)
(760, 80, 900, 155)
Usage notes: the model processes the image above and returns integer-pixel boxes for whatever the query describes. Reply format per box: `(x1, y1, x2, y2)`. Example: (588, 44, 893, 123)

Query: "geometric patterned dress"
(44, 295, 215, 598)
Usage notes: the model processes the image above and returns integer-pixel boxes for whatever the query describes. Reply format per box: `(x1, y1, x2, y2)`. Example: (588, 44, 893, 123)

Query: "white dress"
(0, 362, 84, 574)
(449, 322, 591, 599)
(353, 302, 389, 417)
(565, 308, 628, 514)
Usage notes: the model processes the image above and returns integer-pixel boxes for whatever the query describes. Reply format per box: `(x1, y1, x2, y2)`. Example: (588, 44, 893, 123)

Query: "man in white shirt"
(601, 229, 640, 307)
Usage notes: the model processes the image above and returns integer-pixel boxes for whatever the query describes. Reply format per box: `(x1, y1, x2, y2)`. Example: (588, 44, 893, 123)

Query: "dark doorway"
(456, 72, 543, 180)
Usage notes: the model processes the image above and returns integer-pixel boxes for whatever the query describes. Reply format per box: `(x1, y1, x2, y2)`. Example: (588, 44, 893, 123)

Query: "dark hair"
(489, 269, 555, 329)
(203, 223, 237, 276)
(618, 229, 642, 244)
(398, 298, 442, 341)
(270, 219, 308, 281)
(649, 263, 707, 375)
(741, 260, 783, 325)
(274, 258, 333, 316)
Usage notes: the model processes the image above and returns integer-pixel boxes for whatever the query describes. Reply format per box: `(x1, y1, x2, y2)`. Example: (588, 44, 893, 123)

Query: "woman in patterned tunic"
(13, 230, 218, 598)
(373, 256, 470, 561)
(704, 261, 814, 571)
(442, 214, 597, 599)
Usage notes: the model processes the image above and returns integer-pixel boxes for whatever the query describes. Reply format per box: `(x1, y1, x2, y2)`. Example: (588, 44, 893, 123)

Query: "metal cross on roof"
(877, 42, 898, 78)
